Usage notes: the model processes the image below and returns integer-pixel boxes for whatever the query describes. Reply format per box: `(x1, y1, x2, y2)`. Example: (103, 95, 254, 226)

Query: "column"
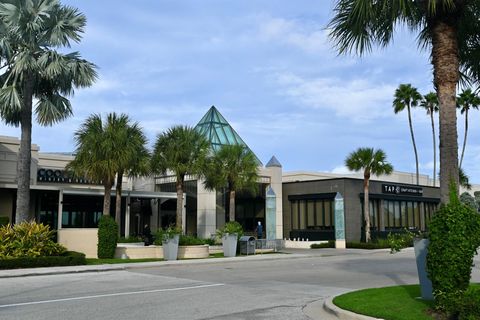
(125, 195, 130, 237)
(57, 189, 63, 230)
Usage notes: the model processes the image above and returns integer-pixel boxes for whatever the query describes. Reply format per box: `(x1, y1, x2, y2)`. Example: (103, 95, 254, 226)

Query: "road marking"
(0, 283, 224, 308)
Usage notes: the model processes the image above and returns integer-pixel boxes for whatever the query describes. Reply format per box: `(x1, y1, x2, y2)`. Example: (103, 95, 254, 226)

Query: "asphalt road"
(1, 250, 479, 320)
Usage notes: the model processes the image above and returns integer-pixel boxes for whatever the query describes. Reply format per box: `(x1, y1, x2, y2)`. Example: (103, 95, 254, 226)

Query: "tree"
(345, 147, 393, 242)
(151, 126, 210, 232)
(420, 92, 439, 187)
(67, 113, 146, 218)
(457, 88, 480, 169)
(393, 84, 422, 185)
(459, 167, 472, 190)
(0, 0, 97, 222)
(329, 0, 480, 203)
(460, 192, 476, 209)
(204, 144, 259, 222)
(109, 115, 149, 234)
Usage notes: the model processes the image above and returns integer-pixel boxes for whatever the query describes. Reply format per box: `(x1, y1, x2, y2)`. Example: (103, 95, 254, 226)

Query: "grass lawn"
(86, 258, 163, 265)
(333, 284, 479, 320)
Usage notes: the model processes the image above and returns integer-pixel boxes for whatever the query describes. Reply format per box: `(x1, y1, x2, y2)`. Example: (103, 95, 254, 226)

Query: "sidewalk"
(0, 247, 397, 279)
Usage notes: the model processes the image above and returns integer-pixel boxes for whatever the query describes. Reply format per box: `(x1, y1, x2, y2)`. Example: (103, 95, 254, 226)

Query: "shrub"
(153, 225, 182, 245)
(216, 221, 244, 240)
(0, 220, 65, 258)
(387, 229, 418, 254)
(0, 251, 86, 269)
(97, 215, 118, 259)
(179, 235, 208, 246)
(427, 187, 480, 314)
(346, 240, 390, 249)
(457, 288, 480, 320)
(0, 216, 9, 226)
(310, 240, 335, 249)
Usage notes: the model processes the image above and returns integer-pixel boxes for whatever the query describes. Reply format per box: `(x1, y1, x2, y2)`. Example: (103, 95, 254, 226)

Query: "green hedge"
(0, 251, 86, 269)
(97, 215, 118, 259)
(310, 240, 390, 249)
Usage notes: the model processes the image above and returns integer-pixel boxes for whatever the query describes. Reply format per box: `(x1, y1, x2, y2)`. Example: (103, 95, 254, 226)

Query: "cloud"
(256, 16, 328, 53)
(331, 165, 352, 174)
(272, 72, 397, 122)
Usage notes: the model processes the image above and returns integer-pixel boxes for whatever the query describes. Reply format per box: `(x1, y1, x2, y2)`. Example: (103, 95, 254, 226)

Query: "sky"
(1, 1, 479, 183)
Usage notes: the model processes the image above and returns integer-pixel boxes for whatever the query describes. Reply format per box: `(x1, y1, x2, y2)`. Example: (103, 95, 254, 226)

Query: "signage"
(37, 168, 102, 185)
(382, 184, 423, 196)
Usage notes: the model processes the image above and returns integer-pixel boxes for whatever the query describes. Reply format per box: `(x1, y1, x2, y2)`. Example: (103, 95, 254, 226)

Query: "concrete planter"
(178, 245, 209, 259)
(414, 238, 433, 300)
(115, 244, 163, 259)
(222, 233, 238, 257)
(162, 235, 180, 261)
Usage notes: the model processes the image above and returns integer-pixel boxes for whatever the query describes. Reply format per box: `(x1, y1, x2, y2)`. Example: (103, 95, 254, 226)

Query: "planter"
(222, 233, 238, 257)
(178, 245, 209, 259)
(162, 234, 180, 261)
(414, 238, 433, 300)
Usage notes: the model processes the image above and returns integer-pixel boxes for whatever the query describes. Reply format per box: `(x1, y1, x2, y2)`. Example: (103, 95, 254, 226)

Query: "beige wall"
(58, 228, 98, 258)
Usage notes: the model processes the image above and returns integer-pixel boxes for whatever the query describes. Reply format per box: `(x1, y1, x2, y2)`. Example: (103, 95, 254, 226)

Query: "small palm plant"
(345, 147, 393, 243)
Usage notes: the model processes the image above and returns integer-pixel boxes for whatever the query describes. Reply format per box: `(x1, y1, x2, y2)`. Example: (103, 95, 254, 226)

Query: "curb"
(323, 296, 383, 320)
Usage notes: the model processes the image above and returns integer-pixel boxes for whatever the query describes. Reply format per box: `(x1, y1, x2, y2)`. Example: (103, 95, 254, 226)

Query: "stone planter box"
(178, 245, 209, 259)
(115, 244, 163, 259)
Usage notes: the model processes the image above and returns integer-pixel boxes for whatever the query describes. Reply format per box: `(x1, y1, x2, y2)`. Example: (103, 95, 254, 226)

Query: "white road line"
(0, 283, 224, 308)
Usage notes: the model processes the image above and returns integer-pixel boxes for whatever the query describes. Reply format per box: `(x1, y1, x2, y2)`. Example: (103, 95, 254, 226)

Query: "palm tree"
(151, 126, 210, 231)
(393, 84, 422, 185)
(457, 88, 480, 169)
(108, 115, 149, 234)
(204, 144, 259, 222)
(459, 167, 472, 190)
(345, 147, 393, 243)
(329, 0, 480, 203)
(0, 0, 97, 222)
(67, 113, 146, 217)
(420, 92, 439, 187)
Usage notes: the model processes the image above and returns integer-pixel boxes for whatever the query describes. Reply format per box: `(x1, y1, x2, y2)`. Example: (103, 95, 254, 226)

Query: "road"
(0, 249, 479, 320)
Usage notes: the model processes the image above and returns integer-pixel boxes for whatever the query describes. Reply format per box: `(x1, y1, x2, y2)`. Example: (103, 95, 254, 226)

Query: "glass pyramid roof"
(195, 106, 262, 165)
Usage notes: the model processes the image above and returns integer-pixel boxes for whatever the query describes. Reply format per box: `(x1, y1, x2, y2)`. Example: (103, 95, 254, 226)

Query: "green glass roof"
(195, 106, 262, 165)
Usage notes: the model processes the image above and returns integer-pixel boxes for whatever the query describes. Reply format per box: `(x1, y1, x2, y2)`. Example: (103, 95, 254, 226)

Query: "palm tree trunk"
(432, 21, 459, 203)
(459, 110, 468, 170)
(103, 182, 112, 216)
(229, 189, 236, 222)
(407, 105, 419, 185)
(430, 112, 436, 187)
(175, 177, 184, 231)
(16, 76, 34, 223)
(363, 173, 371, 243)
(115, 170, 123, 236)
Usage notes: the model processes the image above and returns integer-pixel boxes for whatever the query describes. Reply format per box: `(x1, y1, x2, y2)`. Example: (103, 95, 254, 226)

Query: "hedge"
(0, 251, 86, 269)
(97, 215, 118, 259)
(0, 216, 9, 226)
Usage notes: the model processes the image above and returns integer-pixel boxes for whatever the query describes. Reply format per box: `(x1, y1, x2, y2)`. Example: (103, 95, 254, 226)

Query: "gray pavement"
(0, 248, 478, 320)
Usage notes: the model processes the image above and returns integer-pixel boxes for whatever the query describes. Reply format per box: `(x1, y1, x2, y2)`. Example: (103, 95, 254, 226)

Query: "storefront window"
(290, 199, 334, 230)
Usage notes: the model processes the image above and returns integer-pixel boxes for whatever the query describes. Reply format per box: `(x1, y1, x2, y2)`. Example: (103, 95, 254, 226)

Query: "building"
(154, 106, 283, 239)
(282, 171, 441, 242)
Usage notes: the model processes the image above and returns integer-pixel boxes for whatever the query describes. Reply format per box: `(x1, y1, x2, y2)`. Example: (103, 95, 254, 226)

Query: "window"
(290, 199, 334, 230)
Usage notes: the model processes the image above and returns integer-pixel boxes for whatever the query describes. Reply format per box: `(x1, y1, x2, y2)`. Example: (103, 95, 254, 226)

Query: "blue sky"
(1, 1, 479, 183)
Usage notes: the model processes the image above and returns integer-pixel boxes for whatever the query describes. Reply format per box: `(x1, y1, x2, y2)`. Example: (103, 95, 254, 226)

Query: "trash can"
(239, 236, 256, 255)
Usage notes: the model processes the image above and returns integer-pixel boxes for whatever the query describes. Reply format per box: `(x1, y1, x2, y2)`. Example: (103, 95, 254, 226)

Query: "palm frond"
(35, 93, 72, 125)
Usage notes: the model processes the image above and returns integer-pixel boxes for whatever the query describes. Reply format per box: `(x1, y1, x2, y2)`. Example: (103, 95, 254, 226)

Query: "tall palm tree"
(151, 126, 210, 231)
(457, 88, 480, 169)
(329, 0, 480, 203)
(203, 144, 259, 222)
(420, 92, 439, 187)
(393, 84, 422, 185)
(345, 147, 393, 243)
(108, 115, 149, 234)
(67, 113, 146, 217)
(0, 0, 97, 222)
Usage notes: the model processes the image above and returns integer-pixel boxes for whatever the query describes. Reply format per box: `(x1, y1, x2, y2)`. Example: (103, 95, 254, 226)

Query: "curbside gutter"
(322, 296, 383, 320)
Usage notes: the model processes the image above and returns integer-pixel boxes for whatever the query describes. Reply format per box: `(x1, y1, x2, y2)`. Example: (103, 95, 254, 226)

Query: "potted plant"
(387, 228, 433, 300)
(155, 225, 181, 261)
(216, 221, 243, 257)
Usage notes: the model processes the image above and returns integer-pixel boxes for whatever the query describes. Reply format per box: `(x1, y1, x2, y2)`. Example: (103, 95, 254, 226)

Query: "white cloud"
(331, 165, 352, 174)
(273, 72, 397, 122)
(257, 16, 328, 53)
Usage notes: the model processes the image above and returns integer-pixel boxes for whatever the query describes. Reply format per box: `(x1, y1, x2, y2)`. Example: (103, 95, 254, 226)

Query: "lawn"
(333, 284, 479, 320)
